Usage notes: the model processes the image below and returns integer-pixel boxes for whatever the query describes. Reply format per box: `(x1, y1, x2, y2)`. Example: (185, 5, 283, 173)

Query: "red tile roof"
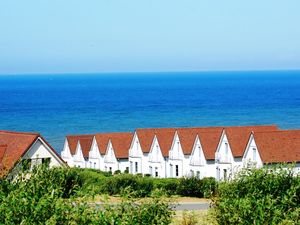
(224, 125, 278, 157)
(0, 130, 53, 176)
(94, 133, 112, 155)
(108, 132, 133, 159)
(176, 127, 223, 157)
(66, 135, 94, 156)
(253, 130, 300, 163)
(199, 131, 224, 160)
(136, 128, 176, 156)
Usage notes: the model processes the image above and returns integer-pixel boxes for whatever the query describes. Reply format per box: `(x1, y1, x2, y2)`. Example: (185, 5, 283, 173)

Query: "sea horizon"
(1, 70, 300, 152)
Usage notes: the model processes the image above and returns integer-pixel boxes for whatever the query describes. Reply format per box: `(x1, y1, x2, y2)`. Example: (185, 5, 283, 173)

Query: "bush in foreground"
(0, 165, 173, 224)
(212, 166, 300, 224)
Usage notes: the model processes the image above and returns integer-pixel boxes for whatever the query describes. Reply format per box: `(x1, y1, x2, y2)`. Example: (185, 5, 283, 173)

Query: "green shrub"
(153, 178, 179, 196)
(114, 169, 121, 174)
(201, 177, 217, 198)
(177, 176, 203, 197)
(0, 165, 174, 224)
(213, 166, 300, 224)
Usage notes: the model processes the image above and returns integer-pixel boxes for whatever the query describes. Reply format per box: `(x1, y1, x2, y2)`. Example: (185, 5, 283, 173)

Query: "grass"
(87, 195, 210, 204)
(171, 210, 217, 225)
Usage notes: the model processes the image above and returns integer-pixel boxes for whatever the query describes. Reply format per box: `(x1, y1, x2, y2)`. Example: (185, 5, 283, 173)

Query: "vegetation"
(0, 165, 173, 224)
(75, 168, 217, 198)
(212, 166, 300, 224)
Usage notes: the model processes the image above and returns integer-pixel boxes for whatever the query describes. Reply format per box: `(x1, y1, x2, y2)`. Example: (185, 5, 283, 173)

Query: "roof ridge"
(223, 124, 278, 128)
(0, 130, 40, 136)
(254, 130, 300, 134)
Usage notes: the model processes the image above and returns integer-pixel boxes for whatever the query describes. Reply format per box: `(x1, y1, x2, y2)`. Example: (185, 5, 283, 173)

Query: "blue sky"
(0, 0, 299, 74)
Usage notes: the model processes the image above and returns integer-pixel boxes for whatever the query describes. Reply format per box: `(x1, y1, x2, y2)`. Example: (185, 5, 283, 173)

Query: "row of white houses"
(61, 125, 300, 180)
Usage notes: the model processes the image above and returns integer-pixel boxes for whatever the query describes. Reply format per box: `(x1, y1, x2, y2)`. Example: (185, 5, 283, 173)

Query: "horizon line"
(1, 68, 300, 76)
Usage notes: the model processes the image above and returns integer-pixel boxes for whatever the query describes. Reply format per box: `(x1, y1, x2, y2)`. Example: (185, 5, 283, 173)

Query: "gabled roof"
(224, 125, 278, 157)
(66, 135, 94, 156)
(78, 138, 93, 158)
(253, 130, 300, 163)
(108, 132, 133, 159)
(198, 131, 223, 160)
(176, 127, 223, 156)
(136, 128, 176, 156)
(94, 133, 112, 155)
(0, 130, 39, 176)
(0, 130, 65, 177)
(135, 128, 157, 153)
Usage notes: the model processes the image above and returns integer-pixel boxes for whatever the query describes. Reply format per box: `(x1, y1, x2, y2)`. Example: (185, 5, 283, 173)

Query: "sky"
(0, 0, 300, 74)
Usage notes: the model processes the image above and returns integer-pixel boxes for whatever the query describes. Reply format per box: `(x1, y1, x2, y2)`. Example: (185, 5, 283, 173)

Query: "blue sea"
(0, 71, 300, 152)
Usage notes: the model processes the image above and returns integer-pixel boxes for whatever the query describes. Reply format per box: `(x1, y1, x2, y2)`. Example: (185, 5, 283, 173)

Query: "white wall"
(188, 136, 212, 178)
(242, 135, 263, 169)
(103, 141, 119, 173)
(61, 139, 74, 167)
(167, 132, 185, 178)
(215, 133, 235, 180)
(128, 133, 148, 175)
(73, 142, 86, 168)
(148, 136, 166, 178)
(23, 137, 65, 168)
(88, 137, 102, 170)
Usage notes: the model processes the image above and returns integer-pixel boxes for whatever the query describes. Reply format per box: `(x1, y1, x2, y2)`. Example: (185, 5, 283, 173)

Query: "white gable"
(243, 134, 263, 168)
(215, 132, 234, 163)
(190, 135, 206, 166)
(104, 140, 117, 163)
(129, 132, 143, 158)
(73, 141, 84, 163)
(61, 139, 73, 166)
(149, 135, 164, 163)
(169, 132, 184, 160)
(23, 137, 66, 167)
(89, 136, 101, 159)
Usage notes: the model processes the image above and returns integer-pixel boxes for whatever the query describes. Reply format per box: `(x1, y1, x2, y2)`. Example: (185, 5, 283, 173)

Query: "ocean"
(0, 71, 300, 152)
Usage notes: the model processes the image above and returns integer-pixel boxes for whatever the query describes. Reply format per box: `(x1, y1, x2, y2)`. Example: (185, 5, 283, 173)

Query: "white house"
(61, 134, 94, 168)
(147, 128, 175, 178)
(189, 129, 223, 178)
(87, 134, 109, 170)
(0, 130, 66, 177)
(242, 130, 300, 173)
(128, 130, 151, 175)
(62, 135, 93, 168)
(103, 132, 132, 173)
(215, 125, 278, 180)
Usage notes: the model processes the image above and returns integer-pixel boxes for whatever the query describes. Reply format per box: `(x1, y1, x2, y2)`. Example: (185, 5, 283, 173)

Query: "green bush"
(212, 166, 300, 224)
(153, 178, 179, 195)
(177, 176, 203, 197)
(0, 165, 174, 224)
(201, 177, 217, 198)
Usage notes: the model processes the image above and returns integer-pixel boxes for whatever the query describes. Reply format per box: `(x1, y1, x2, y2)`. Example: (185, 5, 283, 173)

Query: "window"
(175, 165, 179, 177)
(196, 171, 200, 179)
(225, 143, 229, 161)
(155, 167, 158, 177)
(253, 148, 257, 161)
(109, 167, 112, 172)
(223, 169, 227, 180)
(135, 162, 138, 173)
(42, 158, 51, 167)
(94, 162, 96, 169)
(90, 161, 92, 168)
